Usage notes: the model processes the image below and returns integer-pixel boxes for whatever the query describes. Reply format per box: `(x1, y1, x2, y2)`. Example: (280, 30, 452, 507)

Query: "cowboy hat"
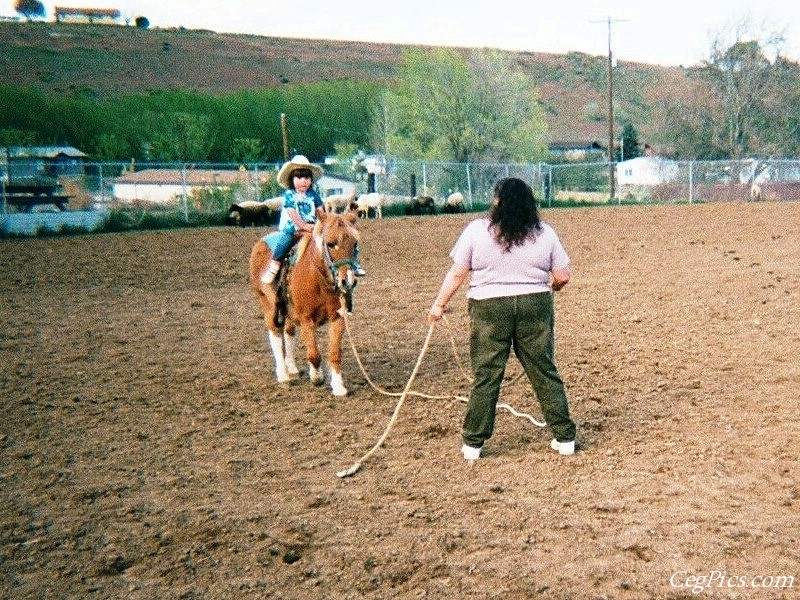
(276, 155, 323, 188)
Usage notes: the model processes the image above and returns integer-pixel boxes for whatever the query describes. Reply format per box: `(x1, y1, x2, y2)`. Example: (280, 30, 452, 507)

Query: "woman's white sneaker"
(550, 439, 575, 456)
(461, 444, 482, 460)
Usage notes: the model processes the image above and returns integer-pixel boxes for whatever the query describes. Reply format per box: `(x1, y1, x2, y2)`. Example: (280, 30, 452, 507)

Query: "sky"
(3, 0, 799, 67)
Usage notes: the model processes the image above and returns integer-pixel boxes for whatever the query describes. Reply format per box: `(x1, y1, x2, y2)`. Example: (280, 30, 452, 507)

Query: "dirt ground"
(1, 201, 798, 599)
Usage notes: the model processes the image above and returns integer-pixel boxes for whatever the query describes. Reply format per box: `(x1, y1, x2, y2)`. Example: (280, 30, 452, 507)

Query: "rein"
(317, 221, 358, 296)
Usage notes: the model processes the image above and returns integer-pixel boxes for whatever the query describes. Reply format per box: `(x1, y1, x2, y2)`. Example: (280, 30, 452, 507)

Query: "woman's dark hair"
(489, 177, 541, 251)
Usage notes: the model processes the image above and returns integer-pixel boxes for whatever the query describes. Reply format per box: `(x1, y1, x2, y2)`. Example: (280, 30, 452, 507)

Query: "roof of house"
(3, 146, 88, 159)
(548, 141, 605, 152)
(54, 7, 121, 18)
(112, 168, 272, 186)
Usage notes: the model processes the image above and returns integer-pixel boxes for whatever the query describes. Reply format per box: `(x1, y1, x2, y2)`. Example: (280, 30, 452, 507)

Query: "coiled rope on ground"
(335, 301, 545, 478)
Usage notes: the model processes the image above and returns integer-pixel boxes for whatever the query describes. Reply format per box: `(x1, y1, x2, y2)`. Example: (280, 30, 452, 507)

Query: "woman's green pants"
(464, 291, 576, 448)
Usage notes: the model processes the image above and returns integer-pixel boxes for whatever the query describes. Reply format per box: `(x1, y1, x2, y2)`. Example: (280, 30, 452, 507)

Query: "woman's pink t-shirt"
(450, 218, 570, 300)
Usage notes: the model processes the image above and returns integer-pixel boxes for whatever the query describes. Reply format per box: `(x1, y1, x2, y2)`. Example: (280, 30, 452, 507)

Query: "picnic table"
(1, 181, 72, 212)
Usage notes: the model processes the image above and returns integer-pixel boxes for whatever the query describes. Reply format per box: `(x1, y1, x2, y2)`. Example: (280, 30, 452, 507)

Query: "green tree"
(383, 48, 548, 163)
(147, 112, 215, 161)
(14, 0, 45, 20)
(230, 137, 265, 163)
(705, 39, 775, 157)
(762, 58, 800, 156)
(89, 133, 132, 161)
(619, 123, 641, 160)
(0, 127, 38, 147)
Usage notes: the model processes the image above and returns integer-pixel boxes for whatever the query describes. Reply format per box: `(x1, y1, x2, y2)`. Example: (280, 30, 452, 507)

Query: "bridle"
(316, 219, 358, 298)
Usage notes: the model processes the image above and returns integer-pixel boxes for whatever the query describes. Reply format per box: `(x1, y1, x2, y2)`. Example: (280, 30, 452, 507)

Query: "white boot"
(261, 260, 281, 285)
(308, 363, 325, 386)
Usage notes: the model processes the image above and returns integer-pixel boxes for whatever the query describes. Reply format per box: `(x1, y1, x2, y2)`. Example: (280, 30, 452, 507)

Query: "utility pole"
(593, 16, 628, 202)
(280, 113, 290, 161)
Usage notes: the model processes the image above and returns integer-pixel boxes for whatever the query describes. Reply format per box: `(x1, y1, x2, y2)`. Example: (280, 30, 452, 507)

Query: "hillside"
(0, 21, 688, 146)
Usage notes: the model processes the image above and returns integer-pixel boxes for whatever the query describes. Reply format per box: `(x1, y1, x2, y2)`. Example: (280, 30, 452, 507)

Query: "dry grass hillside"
(0, 21, 689, 144)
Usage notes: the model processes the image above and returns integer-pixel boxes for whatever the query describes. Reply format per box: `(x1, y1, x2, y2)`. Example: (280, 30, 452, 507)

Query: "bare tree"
(657, 17, 793, 159)
(703, 18, 787, 157)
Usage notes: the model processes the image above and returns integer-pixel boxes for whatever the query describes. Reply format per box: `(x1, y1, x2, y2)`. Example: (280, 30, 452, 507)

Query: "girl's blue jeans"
(266, 229, 363, 268)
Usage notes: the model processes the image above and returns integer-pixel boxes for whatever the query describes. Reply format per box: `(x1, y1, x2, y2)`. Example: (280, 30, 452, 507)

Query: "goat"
(323, 190, 357, 214)
(356, 192, 385, 219)
(404, 195, 436, 216)
(442, 191, 465, 213)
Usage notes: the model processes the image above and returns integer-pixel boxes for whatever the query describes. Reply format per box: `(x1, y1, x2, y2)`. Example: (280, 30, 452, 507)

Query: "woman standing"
(428, 177, 577, 460)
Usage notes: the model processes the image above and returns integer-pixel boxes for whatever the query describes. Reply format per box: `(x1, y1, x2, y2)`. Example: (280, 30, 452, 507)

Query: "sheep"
(442, 191, 466, 213)
(227, 199, 280, 227)
(356, 192, 385, 219)
(263, 195, 284, 213)
(323, 190, 357, 214)
(404, 195, 436, 216)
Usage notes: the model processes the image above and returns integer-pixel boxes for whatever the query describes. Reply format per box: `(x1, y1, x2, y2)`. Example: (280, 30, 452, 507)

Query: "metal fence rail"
(3, 158, 800, 218)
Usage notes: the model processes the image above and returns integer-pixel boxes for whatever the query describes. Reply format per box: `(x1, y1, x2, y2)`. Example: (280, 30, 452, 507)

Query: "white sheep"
(405, 195, 435, 215)
(442, 191, 465, 213)
(228, 200, 279, 227)
(356, 192, 385, 219)
(263, 195, 284, 212)
(323, 190, 357, 214)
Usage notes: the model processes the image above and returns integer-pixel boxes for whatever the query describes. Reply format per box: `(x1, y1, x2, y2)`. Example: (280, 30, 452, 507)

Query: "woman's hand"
(551, 266, 570, 291)
(428, 303, 445, 324)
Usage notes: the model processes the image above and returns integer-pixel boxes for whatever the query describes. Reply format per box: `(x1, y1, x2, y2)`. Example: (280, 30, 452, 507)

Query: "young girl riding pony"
(261, 155, 365, 285)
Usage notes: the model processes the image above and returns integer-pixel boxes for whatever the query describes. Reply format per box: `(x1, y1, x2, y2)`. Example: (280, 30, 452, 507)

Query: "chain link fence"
(3, 158, 800, 225)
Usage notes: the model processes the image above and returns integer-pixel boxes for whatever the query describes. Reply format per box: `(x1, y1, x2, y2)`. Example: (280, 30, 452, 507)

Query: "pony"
(249, 208, 361, 396)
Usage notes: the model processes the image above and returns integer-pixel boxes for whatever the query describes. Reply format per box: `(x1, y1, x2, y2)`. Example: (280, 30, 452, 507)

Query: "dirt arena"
(1, 201, 798, 599)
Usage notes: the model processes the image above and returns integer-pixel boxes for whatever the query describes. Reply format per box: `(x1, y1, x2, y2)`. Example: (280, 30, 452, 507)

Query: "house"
(1, 146, 88, 180)
(318, 175, 356, 198)
(616, 156, 679, 187)
(111, 168, 272, 204)
(54, 7, 121, 24)
(548, 141, 606, 162)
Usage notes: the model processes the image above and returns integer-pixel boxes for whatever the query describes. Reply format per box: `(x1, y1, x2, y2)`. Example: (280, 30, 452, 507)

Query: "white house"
(111, 168, 271, 204)
(2, 145, 87, 179)
(318, 175, 356, 197)
(616, 156, 679, 187)
(54, 7, 121, 24)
